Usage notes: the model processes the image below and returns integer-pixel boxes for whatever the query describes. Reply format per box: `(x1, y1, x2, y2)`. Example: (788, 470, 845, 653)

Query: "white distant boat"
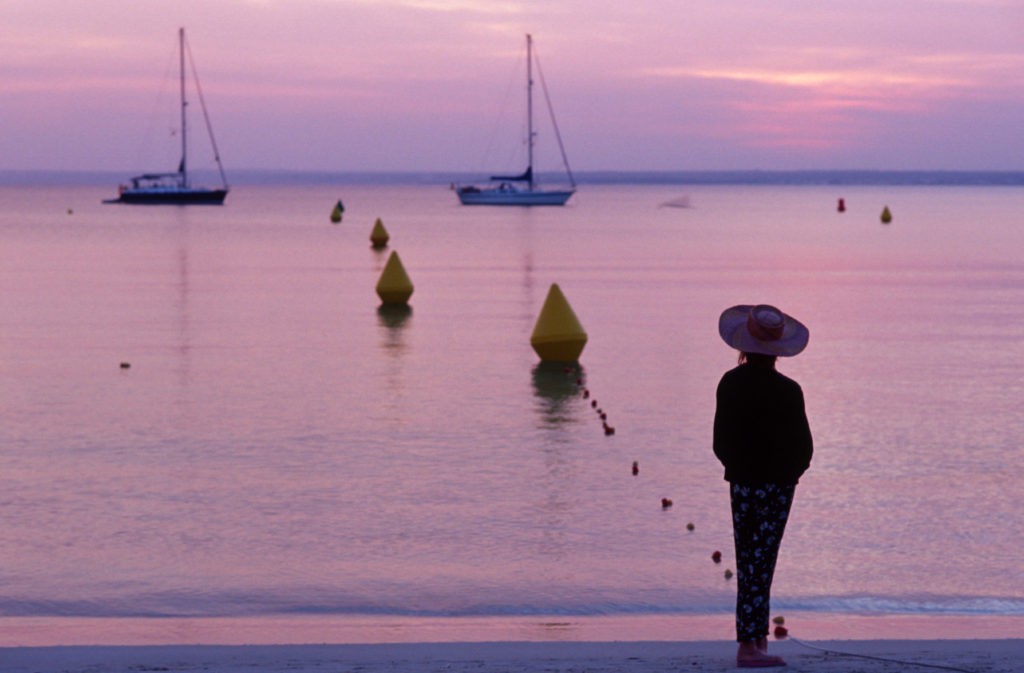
(454, 34, 576, 206)
(105, 28, 229, 205)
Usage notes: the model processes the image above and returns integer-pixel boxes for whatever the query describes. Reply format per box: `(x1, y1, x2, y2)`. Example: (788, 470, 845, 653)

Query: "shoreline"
(2, 613, 1023, 647)
(2, 639, 1022, 673)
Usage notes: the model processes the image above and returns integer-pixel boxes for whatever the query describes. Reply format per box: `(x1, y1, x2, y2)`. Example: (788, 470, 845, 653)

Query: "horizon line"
(2, 168, 1022, 187)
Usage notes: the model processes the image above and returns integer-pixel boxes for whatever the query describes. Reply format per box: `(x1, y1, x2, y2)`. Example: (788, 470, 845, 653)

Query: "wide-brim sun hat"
(718, 304, 809, 357)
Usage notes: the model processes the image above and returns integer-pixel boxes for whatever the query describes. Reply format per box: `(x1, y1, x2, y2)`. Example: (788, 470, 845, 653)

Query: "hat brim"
(718, 305, 809, 357)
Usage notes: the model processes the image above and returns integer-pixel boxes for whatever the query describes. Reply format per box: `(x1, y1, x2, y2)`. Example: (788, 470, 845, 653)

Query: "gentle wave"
(4, 593, 1022, 619)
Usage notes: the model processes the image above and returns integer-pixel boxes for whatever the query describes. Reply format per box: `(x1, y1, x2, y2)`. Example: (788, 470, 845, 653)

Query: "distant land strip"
(2, 169, 1023, 187)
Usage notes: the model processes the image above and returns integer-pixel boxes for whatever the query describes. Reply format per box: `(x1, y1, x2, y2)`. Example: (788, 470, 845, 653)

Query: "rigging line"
(479, 56, 524, 174)
(532, 45, 576, 189)
(790, 637, 979, 673)
(135, 40, 179, 170)
(184, 34, 229, 189)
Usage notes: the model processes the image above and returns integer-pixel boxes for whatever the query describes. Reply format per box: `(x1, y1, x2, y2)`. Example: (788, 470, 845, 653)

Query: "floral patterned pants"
(730, 482, 795, 642)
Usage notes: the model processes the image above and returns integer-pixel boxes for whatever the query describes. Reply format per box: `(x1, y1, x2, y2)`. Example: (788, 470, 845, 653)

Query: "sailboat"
(105, 28, 229, 205)
(455, 35, 576, 206)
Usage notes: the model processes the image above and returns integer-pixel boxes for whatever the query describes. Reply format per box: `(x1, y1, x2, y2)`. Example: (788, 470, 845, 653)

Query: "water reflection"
(376, 304, 413, 414)
(531, 361, 585, 427)
(371, 243, 388, 272)
(376, 304, 412, 352)
(173, 233, 192, 388)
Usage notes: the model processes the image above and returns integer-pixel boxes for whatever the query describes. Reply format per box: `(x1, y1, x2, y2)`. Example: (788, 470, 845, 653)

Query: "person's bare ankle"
(737, 640, 786, 667)
(737, 640, 760, 656)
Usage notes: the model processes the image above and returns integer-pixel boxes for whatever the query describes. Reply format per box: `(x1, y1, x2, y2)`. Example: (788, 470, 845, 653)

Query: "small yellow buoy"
(530, 283, 588, 362)
(370, 217, 390, 248)
(375, 250, 414, 305)
(330, 199, 344, 223)
(880, 205, 892, 224)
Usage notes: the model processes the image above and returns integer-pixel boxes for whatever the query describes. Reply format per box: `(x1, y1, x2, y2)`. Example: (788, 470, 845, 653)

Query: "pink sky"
(2, 0, 1022, 173)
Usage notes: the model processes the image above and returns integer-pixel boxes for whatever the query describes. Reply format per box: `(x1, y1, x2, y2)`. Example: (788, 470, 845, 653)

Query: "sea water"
(0, 179, 1022, 645)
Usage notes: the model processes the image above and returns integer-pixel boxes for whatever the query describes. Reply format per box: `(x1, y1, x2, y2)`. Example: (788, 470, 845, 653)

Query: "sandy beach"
(2, 639, 1022, 673)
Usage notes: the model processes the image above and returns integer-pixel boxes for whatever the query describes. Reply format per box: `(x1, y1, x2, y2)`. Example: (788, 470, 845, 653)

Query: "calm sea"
(1, 178, 1022, 645)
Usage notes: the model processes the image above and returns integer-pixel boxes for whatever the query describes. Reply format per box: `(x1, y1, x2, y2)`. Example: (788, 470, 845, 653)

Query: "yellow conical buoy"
(375, 250, 414, 305)
(530, 283, 588, 362)
(330, 199, 344, 223)
(370, 217, 390, 248)
(880, 205, 892, 224)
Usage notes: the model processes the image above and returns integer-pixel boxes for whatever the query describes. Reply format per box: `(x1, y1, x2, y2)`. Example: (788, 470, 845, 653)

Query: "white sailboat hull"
(457, 187, 574, 206)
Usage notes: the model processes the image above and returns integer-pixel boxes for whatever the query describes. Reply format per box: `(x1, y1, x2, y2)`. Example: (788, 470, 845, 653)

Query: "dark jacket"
(713, 363, 813, 485)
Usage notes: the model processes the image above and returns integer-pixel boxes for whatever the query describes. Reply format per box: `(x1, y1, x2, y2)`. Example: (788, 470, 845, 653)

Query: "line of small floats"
(357, 198, 750, 586)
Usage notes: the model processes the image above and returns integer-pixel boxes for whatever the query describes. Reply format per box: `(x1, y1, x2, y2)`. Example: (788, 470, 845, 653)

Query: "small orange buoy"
(773, 625, 788, 639)
(632, 461, 639, 475)
(661, 498, 673, 508)
(686, 522, 695, 531)
(837, 198, 846, 213)
(724, 569, 733, 580)
(712, 550, 722, 564)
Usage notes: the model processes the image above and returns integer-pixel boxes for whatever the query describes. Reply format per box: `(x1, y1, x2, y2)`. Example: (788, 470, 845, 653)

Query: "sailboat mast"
(526, 34, 535, 191)
(179, 27, 188, 188)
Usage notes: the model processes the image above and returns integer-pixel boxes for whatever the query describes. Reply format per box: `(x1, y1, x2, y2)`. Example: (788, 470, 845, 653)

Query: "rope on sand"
(789, 636, 979, 673)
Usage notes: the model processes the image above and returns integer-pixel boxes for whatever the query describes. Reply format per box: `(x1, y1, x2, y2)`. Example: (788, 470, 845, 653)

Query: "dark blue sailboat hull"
(105, 188, 228, 205)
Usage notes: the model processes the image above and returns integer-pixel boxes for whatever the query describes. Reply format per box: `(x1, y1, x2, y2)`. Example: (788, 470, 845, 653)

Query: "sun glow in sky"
(1, 0, 1022, 172)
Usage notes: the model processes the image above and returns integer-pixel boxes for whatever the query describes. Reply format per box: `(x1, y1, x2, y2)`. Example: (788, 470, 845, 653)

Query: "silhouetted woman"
(714, 304, 813, 668)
